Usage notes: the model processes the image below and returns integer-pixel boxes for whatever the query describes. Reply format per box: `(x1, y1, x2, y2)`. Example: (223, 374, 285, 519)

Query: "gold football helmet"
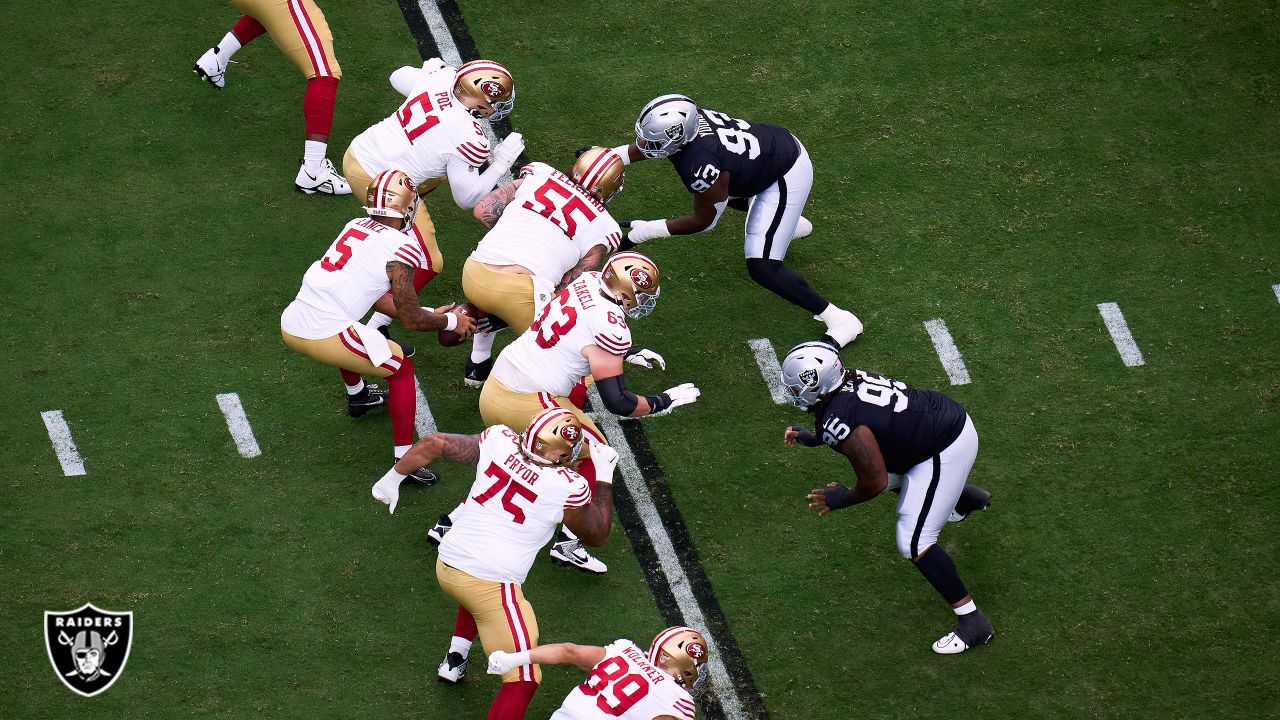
(520, 407, 585, 467)
(571, 147, 626, 204)
(453, 60, 515, 121)
(365, 169, 418, 228)
(601, 252, 661, 319)
(649, 626, 709, 687)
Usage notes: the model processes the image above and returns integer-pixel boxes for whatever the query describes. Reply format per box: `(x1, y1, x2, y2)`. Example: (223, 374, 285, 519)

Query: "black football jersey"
(668, 109, 800, 198)
(817, 370, 967, 474)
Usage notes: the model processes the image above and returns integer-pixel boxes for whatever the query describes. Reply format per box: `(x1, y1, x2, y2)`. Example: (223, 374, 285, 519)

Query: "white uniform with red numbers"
(439, 425, 592, 585)
(551, 639, 697, 720)
(470, 162, 622, 282)
(347, 66, 491, 189)
(490, 271, 631, 398)
(281, 217, 426, 339)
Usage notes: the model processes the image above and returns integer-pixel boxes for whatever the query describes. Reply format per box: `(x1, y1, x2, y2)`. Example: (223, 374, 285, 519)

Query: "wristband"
(506, 649, 532, 669)
(611, 144, 632, 166)
(646, 393, 672, 414)
(793, 427, 822, 447)
(624, 347, 642, 358)
(824, 483, 856, 510)
(443, 312, 458, 332)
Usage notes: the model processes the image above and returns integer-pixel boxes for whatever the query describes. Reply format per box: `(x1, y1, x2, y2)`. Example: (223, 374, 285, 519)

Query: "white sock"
(954, 600, 977, 616)
(470, 330, 496, 363)
(345, 379, 365, 396)
(449, 636, 473, 656)
(367, 312, 393, 331)
(303, 140, 327, 172)
(216, 31, 242, 58)
(394, 444, 411, 459)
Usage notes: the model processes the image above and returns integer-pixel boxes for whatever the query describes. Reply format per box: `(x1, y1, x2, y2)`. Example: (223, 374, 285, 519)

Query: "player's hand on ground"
(662, 383, 700, 411)
(422, 57, 449, 74)
(806, 482, 850, 516)
(784, 426, 801, 446)
(491, 132, 525, 170)
(784, 426, 820, 447)
(625, 348, 666, 370)
(487, 651, 519, 675)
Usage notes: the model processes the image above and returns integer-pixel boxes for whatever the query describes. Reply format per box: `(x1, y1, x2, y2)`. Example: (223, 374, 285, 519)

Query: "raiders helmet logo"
(44, 603, 133, 697)
(798, 368, 819, 388)
(480, 80, 505, 98)
(559, 424, 581, 442)
(629, 267, 655, 290)
(686, 641, 706, 661)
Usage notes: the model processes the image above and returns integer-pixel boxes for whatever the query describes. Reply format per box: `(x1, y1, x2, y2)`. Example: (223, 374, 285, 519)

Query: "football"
(438, 302, 485, 347)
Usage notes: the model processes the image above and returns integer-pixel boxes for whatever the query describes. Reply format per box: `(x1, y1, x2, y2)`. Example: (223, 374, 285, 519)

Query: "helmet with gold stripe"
(601, 252, 661, 319)
(649, 626, 709, 687)
(365, 169, 418, 229)
(571, 147, 626, 204)
(454, 60, 516, 121)
(520, 407, 585, 467)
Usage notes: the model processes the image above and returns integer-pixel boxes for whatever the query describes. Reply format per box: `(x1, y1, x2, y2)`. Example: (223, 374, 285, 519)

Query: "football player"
(486, 626, 707, 720)
(461, 147, 628, 387)
(431, 251, 698, 575)
(344, 58, 525, 336)
(370, 408, 621, 720)
(610, 94, 864, 347)
(280, 170, 476, 483)
(779, 342, 995, 654)
(193, 0, 351, 195)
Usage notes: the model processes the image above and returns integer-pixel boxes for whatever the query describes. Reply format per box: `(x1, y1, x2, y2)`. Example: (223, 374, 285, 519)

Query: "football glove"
(623, 219, 670, 244)
(662, 382, 700, 410)
(587, 442, 620, 485)
(489, 132, 525, 171)
(487, 650, 529, 675)
(624, 348, 665, 370)
(475, 314, 509, 334)
(421, 57, 450, 74)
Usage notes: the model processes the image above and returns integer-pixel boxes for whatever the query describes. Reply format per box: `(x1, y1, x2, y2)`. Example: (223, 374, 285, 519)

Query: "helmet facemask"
(454, 60, 515, 121)
(601, 252, 661, 319)
(649, 626, 709, 688)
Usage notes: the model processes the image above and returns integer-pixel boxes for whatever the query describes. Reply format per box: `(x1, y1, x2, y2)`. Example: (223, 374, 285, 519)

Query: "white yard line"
(215, 393, 262, 458)
(586, 387, 746, 720)
(1272, 283, 1279, 304)
(1097, 302, 1145, 367)
(748, 338, 789, 405)
(923, 318, 972, 385)
(40, 410, 86, 476)
(413, 376, 438, 437)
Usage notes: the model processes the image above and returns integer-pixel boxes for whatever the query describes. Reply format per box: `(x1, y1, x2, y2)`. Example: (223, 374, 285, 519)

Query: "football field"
(2, 1, 1278, 718)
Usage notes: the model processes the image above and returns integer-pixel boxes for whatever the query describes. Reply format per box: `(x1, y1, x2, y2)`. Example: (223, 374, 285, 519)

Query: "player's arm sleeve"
(393, 241, 425, 269)
(446, 151, 510, 210)
(389, 66, 424, 97)
(564, 477, 592, 508)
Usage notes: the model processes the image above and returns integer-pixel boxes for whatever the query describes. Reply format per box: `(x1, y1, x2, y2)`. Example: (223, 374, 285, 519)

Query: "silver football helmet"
(635, 94, 699, 158)
(779, 342, 844, 410)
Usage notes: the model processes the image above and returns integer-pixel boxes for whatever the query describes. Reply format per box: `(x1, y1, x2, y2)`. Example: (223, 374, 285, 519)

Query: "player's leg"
(367, 202, 443, 333)
(547, 399, 609, 574)
(484, 584, 541, 720)
(194, 7, 266, 88)
(743, 142, 862, 346)
(461, 259, 537, 387)
(341, 145, 376, 202)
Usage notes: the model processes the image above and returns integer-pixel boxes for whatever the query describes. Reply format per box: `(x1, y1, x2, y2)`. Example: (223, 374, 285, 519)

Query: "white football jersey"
(281, 217, 426, 339)
(469, 162, 622, 282)
(551, 640, 697, 720)
(438, 426, 592, 585)
(348, 67, 491, 187)
(491, 272, 631, 397)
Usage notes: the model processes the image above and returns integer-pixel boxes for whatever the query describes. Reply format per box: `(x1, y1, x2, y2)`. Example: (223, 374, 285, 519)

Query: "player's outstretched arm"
(488, 643, 607, 675)
(472, 179, 522, 229)
(392, 432, 482, 473)
(806, 426, 889, 515)
(385, 261, 476, 336)
(557, 243, 607, 290)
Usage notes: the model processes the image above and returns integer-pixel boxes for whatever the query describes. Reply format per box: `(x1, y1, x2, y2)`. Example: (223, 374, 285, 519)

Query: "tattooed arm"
(385, 261, 475, 338)
(393, 432, 482, 474)
(556, 243, 607, 290)
(472, 179, 522, 229)
(561, 483, 613, 546)
(805, 426, 889, 515)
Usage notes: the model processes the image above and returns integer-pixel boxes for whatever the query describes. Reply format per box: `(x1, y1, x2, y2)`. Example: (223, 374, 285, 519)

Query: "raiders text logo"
(45, 603, 133, 697)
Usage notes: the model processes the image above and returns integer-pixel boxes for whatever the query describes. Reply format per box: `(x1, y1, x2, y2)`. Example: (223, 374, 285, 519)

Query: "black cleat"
(426, 513, 453, 545)
(437, 651, 468, 683)
(404, 465, 439, 486)
(348, 384, 388, 418)
(463, 357, 493, 389)
(933, 609, 995, 654)
(949, 484, 992, 523)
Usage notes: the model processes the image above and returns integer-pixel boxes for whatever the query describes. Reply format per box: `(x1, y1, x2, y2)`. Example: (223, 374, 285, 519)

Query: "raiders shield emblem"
(44, 603, 133, 697)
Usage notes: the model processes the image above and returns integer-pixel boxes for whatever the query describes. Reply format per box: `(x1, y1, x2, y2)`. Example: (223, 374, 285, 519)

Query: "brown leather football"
(438, 303, 485, 347)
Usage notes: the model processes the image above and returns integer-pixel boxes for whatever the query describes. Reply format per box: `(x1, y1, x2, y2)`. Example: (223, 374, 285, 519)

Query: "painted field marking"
(1097, 302, 1145, 367)
(586, 386, 746, 720)
(1272, 283, 1279, 304)
(748, 338, 789, 405)
(923, 318, 972, 385)
(413, 376, 438, 437)
(40, 410, 86, 476)
(215, 393, 262, 458)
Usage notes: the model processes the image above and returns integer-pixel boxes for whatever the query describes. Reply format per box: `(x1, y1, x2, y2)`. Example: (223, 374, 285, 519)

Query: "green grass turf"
(2, 0, 1278, 718)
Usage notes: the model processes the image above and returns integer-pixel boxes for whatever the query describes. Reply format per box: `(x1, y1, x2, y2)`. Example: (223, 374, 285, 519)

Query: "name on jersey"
(433, 91, 454, 110)
(619, 645, 668, 685)
(573, 279, 597, 311)
(355, 217, 385, 233)
(502, 453, 545, 486)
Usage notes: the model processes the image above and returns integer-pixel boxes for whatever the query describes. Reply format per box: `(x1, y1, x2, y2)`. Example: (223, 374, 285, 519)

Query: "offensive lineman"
(344, 57, 525, 335)
(193, 0, 351, 194)
(611, 95, 864, 347)
(486, 626, 708, 720)
(281, 170, 476, 483)
(461, 147, 629, 387)
(371, 408, 621, 720)
(779, 342, 995, 653)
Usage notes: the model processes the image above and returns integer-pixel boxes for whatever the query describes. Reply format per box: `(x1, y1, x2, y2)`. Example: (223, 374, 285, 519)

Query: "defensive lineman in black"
(609, 94, 864, 347)
(779, 341, 995, 654)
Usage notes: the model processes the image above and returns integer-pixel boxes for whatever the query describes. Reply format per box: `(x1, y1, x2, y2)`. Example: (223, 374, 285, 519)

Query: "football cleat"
(193, 47, 230, 89)
(295, 158, 352, 195)
(404, 465, 440, 486)
(932, 609, 995, 655)
(948, 484, 992, 523)
(549, 530, 607, 574)
(348, 384, 388, 418)
(426, 513, 453, 546)
(815, 308, 864, 348)
(437, 651, 468, 684)
(793, 216, 813, 239)
(463, 357, 493, 389)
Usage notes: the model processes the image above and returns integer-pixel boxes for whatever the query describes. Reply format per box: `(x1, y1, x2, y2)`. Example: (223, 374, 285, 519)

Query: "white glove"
(625, 348, 666, 370)
(421, 57, 450, 74)
(587, 442, 620, 485)
(488, 650, 530, 675)
(626, 219, 671, 244)
(659, 383, 700, 413)
(489, 132, 525, 171)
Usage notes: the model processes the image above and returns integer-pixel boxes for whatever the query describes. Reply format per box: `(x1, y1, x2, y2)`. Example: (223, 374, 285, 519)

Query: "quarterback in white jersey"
(281, 170, 474, 477)
(487, 626, 709, 720)
(462, 148, 627, 388)
(371, 408, 620, 720)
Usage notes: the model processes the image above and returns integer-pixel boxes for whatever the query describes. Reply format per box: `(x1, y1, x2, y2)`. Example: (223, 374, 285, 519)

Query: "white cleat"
(793, 216, 813, 239)
(932, 611, 994, 655)
(437, 651, 468, 684)
(932, 631, 972, 655)
(817, 308, 864, 347)
(371, 477, 402, 514)
(193, 47, 229, 89)
(295, 158, 352, 195)
(549, 533, 608, 574)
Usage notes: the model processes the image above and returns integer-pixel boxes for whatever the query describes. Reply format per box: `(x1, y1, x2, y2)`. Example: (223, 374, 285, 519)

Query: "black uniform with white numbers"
(817, 369, 968, 474)
(669, 109, 800, 198)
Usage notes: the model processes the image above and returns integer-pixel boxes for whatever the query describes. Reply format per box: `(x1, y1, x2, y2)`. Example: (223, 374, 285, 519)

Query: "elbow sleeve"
(448, 156, 501, 209)
(596, 375, 639, 416)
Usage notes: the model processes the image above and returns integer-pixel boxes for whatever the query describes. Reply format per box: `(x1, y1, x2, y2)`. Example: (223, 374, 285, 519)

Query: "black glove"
(789, 426, 823, 447)
(822, 483, 856, 511)
(475, 315, 510, 334)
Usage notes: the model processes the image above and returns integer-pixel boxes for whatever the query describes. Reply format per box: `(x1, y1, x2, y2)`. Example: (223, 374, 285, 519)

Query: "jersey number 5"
(529, 288, 579, 349)
(320, 228, 369, 272)
(472, 462, 538, 524)
(397, 91, 442, 142)
(521, 179, 598, 239)
(578, 656, 651, 716)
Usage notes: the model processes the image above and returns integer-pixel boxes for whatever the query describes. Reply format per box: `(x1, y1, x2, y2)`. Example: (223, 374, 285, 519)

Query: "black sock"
(745, 258, 829, 315)
(913, 545, 970, 606)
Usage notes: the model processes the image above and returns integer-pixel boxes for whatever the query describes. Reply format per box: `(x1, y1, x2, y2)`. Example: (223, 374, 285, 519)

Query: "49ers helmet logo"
(559, 424, 581, 443)
(686, 641, 707, 661)
(44, 603, 133, 697)
(480, 80, 505, 98)
(629, 267, 655, 290)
